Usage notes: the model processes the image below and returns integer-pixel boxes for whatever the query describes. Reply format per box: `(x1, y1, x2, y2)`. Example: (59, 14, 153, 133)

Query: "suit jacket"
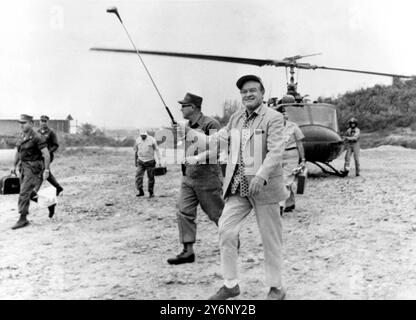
(214, 104, 289, 204)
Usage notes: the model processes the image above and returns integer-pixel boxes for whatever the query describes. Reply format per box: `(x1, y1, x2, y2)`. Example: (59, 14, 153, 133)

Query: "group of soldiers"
(8, 74, 361, 300)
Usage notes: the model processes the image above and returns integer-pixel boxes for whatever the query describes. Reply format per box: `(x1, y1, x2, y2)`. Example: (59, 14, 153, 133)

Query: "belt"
(285, 147, 298, 151)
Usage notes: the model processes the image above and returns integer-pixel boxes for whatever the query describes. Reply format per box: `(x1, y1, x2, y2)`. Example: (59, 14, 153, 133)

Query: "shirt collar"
(40, 126, 50, 133)
(21, 128, 35, 140)
(245, 105, 262, 118)
(189, 113, 204, 128)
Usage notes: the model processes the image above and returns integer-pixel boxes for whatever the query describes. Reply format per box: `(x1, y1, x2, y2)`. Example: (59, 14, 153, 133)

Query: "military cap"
(40, 115, 50, 121)
(178, 93, 203, 108)
(236, 74, 264, 90)
(17, 114, 33, 123)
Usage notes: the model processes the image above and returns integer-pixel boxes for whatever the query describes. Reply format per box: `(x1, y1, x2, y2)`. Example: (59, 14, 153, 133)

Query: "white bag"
(37, 186, 58, 208)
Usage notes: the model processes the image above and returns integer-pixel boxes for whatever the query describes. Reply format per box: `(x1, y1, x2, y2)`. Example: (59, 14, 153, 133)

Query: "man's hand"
(172, 122, 187, 140)
(43, 169, 50, 180)
(249, 176, 266, 196)
(10, 167, 17, 175)
(184, 156, 198, 165)
(300, 159, 306, 168)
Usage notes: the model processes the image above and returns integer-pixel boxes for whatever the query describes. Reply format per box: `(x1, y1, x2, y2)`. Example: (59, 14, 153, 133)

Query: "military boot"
(12, 214, 29, 230)
(56, 186, 64, 196)
(48, 204, 56, 218)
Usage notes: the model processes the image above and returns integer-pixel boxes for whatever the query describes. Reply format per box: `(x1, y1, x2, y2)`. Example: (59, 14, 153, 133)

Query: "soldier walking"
(167, 93, 224, 265)
(11, 114, 54, 230)
(38, 115, 64, 196)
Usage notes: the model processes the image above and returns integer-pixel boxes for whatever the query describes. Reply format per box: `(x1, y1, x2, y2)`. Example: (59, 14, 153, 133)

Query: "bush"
(327, 78, 416, 132)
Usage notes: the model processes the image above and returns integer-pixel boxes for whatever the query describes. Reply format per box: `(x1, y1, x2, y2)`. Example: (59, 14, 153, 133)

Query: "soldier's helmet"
(281, 94, 296, 104)
(348, 117, 358, 125)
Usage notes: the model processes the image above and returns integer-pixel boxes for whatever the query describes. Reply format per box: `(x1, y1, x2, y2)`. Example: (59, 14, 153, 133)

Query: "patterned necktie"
(230, 112, 256, 197)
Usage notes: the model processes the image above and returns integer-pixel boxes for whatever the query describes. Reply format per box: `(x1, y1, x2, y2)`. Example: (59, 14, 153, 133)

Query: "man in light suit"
(177, 75, 288, 300)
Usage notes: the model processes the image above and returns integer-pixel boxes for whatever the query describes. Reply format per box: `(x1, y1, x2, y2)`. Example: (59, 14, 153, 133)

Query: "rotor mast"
(283, 53, 322, 101)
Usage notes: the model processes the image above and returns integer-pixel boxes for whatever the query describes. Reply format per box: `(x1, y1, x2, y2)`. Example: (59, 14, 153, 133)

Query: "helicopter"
(90, 47, 414, 176)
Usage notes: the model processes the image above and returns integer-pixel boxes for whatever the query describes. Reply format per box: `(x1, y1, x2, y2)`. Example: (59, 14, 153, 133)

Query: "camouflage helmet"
(348, 117, 358, 125)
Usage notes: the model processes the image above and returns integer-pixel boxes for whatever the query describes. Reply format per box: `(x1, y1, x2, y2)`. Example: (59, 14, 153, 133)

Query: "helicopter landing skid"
(311, 162, 348, 177)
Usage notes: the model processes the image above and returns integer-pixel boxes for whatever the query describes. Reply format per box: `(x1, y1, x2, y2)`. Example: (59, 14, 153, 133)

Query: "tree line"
(318, 78, 416, 132)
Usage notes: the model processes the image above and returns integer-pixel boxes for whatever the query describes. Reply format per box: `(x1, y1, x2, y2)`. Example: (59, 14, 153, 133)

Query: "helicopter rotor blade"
(311, 65, 413, 79)
(91, 47, 415, 78)
(90, 47, 288, 67)
(285, 62, 413, 79)
(283, 53, 322, 61)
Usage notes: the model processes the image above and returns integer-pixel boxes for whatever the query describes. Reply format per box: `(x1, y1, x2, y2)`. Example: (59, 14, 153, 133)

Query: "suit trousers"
(219, 193, 283, 288)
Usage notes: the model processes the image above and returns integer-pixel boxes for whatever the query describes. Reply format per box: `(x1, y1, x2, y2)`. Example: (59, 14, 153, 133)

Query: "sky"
(1, 0, 416, 129)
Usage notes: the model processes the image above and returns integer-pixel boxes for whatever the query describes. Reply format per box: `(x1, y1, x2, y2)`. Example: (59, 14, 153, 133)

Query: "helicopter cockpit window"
(284, 105, 310, 126)
(309, 104, 338, 131)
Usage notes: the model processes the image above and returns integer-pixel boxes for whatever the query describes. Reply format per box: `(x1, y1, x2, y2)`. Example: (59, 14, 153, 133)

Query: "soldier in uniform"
(11, 114, 53, 230)
(343, 117, 361, 176)
(167, 92, 224, 265)
(38, 115, 64, 196)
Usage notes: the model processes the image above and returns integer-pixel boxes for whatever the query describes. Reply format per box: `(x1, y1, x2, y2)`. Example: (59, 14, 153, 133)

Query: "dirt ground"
(1, 146, 416, 300)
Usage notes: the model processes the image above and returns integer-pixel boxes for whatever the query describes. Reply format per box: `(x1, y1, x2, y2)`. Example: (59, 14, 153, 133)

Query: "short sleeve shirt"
(284, 121, 304, 149)
(185, 113, 222, 178)
(135, 135, 158, 162)
(38, 126, 59, 153)
(16, 129, 47, 162)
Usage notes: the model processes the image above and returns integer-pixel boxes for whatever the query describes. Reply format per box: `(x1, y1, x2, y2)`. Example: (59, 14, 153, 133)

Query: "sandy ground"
(0, 146, 416, 300)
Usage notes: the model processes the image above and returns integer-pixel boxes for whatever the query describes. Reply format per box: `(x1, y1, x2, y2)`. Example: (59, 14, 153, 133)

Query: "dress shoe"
(48, 204, 56, 218)
(284, 205, 295, 212)
(12, 217, 29, 230)
(267, 287, 286, 300)
(56, 186, 64, 196)
(136, 189, 145, 197)
(167, 251, 195, 265)
(208, 285, 240, 300)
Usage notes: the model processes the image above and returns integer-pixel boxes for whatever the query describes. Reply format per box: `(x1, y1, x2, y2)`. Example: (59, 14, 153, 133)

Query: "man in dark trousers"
(11, 114, 53, 229)
(38, 115, 63, 196)
(134, 129, 162, 198)
(167, 92, 224, 265)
